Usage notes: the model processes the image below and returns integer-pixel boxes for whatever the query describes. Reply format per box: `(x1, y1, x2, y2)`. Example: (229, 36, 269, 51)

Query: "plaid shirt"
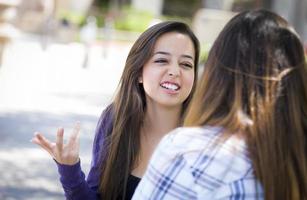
(132, 126, 263, 200)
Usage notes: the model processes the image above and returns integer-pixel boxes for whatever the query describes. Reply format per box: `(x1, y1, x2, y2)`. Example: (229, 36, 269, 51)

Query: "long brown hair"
(99, 21, 200, 200)
(184, 10, 307, 199)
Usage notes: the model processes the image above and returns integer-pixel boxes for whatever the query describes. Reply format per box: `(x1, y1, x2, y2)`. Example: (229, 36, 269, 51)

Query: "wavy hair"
(184, 10, 307, 199)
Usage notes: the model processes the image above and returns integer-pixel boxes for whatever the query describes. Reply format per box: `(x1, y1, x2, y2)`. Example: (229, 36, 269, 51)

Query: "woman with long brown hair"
(133, 10, 307, 199)
(31, 21, 200, 199)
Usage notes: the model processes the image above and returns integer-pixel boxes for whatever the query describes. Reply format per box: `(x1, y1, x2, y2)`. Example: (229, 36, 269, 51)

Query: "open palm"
(31, 122, 81, 165)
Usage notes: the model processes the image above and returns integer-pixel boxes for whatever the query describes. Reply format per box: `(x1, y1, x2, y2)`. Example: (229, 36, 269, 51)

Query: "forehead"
(153, 32, 195, 56)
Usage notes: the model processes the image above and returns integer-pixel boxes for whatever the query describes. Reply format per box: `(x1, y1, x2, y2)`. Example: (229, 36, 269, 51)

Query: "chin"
(158, 100, 183, 108)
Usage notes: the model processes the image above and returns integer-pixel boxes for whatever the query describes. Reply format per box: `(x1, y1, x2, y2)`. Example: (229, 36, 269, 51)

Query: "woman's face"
(140, 32, 195, 109)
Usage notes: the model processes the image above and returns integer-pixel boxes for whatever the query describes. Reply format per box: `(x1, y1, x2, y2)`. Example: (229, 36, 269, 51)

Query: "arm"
(56, 160, 99, 200)
(32, 106, 113, 200)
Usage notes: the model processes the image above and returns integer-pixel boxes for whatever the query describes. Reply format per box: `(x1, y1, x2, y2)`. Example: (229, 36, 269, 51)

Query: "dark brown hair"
(99, 21, 200, 200)
(184, 10, 307, 199)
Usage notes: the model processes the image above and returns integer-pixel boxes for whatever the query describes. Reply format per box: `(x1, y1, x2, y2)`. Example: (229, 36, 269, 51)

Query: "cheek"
(141, 69, 159, 93)
(142, 65, 157, 82)
(183, 72, 195, 91)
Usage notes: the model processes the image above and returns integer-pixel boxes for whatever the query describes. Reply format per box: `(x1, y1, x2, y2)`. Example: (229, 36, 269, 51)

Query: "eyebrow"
(154, 51, 194, 60)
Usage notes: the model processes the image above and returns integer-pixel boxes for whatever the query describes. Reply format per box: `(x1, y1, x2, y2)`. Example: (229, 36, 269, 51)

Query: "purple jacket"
(56, 106, 113, 200)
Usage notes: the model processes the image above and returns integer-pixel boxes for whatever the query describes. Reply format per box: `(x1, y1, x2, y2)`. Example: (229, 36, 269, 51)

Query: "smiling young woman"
(32, 21, 200, 200)
(141, 31, 195, 108)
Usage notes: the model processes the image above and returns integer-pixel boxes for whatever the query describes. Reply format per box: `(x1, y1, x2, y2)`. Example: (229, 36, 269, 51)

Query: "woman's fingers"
(56, 127, 64, 152)
(68, 122, 81, 146)
(32, 123, 81, 165)
(32, 132, 55, 156)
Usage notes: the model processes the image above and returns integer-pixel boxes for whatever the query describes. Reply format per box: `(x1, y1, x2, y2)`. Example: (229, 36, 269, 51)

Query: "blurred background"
(0, 0, 306, 199)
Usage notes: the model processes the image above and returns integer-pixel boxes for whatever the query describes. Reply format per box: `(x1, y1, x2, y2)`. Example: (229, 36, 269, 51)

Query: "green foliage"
(113, 7, 154, 32)
(163, 0, 201, 18)
(58, 10, 86, 26)
(160, 15, 192, 25)
(199, 43, 212, 64)
(95, 16, 105, 28)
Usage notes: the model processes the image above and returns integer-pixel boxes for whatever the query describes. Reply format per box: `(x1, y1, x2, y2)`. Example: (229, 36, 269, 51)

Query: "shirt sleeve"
(56, 106, 113, 200)
(57, 161, 99, 200)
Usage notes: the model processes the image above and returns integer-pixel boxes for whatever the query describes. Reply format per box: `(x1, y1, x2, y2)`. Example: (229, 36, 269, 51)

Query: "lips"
(160, 81, 181, 91)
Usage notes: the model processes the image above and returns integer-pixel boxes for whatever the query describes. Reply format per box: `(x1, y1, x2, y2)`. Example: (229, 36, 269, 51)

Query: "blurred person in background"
(16, 0, 55, 49)
(133, 9, 307, 200)
(32, 21, 200, 200)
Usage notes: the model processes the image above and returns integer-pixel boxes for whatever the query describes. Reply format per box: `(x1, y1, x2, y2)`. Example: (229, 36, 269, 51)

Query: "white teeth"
(161, 83, 179, 91)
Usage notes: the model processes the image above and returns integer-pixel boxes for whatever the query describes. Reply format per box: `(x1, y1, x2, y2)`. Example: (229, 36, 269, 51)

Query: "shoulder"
(95, 105, 114, 138)
(92, 105, 114, 159)
(159, 126, 223, 149)
(98, 104, 114, 129)
(154, 126, 254, 185)
(133, 126, 262, 199)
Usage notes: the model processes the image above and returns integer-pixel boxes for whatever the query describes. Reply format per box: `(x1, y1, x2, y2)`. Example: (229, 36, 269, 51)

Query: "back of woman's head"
(185, 9, 307, 199)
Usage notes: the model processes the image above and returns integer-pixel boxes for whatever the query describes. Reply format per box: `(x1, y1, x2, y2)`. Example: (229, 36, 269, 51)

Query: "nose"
(168, 63, 180, 77)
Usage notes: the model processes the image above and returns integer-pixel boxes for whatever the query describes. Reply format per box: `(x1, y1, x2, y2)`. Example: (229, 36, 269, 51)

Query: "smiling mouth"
(160, 82, 180, 91)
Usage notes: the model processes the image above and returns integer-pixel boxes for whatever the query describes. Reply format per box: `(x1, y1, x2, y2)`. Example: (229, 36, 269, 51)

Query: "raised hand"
(31, 122, 81, 165)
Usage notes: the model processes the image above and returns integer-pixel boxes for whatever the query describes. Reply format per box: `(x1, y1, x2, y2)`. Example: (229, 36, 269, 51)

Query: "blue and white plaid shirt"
(132, 126, 263, 199)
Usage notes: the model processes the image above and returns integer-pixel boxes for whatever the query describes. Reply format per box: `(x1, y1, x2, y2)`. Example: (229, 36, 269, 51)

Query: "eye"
(154, 59, 168, 64)
(181, 62, 193, 69)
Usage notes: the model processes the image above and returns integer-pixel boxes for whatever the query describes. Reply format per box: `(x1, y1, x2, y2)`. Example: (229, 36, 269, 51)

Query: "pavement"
(0, 34, 133, 199)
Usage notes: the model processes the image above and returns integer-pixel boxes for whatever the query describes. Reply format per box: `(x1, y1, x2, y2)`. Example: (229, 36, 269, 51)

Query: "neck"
(132, 104, 182, 178)
(143, 103, 182, 137)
